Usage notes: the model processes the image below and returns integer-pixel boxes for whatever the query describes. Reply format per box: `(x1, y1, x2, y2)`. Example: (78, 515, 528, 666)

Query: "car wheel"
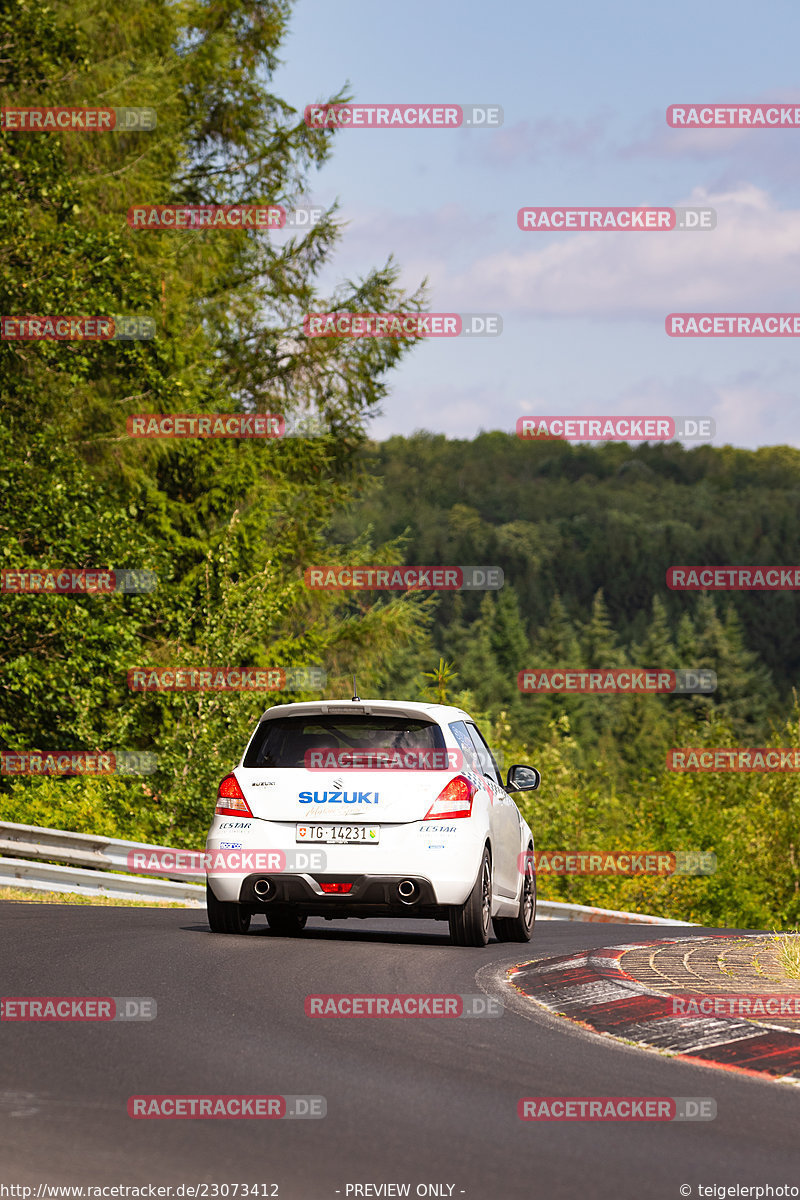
(266, 911, 308, 936)
(492, 846, 536, 943)
(449, 846, 492, 947)
(206, 881, 252, 934)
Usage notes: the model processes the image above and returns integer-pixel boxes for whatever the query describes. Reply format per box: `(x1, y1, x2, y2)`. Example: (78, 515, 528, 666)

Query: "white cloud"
(372, 360, 800, 449)
(309, 201, 498, 300)
(369, 376, 517, 440)
(467, 114, 613, 168)
(438, 185, 800, 316)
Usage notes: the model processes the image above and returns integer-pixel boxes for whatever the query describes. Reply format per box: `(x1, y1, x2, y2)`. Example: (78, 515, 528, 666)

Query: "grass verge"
(771, 932, 800, 980)
(0, 885, 197, 908)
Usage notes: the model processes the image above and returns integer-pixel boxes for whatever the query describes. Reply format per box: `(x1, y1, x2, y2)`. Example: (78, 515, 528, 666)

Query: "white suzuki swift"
(205, 698, 540, 946)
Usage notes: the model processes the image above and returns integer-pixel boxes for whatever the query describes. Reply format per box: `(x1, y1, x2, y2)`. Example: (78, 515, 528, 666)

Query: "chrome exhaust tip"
(254, 878, 273, 898)
(397, 879, 419, 904)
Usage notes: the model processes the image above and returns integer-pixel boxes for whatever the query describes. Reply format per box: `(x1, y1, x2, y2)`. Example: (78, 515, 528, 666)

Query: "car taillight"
(422, 775, 477, 820)
(320, 882, 352, 894)
(215, 774, 253, 817)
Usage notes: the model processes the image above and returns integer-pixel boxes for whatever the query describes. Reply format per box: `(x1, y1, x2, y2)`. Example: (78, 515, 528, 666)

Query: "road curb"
(509, 937, 800, 1085)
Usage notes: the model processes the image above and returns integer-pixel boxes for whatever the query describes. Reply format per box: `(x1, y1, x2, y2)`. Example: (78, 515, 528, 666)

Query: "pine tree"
(537, 594, 582, 663)
(581, 590, 627, 668)
(521, 595, 588, 750)
(457, 594, 505, 710)
(632, 595, 677, 668)
(489, 586, 530, 706)
(0, 0, 433, 839)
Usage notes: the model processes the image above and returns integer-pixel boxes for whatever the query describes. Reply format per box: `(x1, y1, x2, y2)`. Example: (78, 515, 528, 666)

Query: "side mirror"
(506, 764, 541, 793)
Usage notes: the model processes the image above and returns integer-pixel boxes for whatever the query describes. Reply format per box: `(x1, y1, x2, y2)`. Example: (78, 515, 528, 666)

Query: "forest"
(2, 0, 799, 929)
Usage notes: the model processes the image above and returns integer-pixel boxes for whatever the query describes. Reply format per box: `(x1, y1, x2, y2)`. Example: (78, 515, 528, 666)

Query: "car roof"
(257, 698, 473, 724)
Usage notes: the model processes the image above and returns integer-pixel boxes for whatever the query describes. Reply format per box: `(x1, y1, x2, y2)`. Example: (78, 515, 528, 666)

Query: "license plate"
(296, 824, 380, 844)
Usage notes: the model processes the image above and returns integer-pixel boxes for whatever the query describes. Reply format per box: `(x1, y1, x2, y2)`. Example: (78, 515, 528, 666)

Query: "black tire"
(492, 846, 536, 943)
(266, 911, 308, 936)
(206, 881, 252, 934)
(449, 846, 493, 947)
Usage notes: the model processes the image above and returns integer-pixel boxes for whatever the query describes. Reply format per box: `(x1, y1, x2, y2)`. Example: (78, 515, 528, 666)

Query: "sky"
(270, 0, 800, 447)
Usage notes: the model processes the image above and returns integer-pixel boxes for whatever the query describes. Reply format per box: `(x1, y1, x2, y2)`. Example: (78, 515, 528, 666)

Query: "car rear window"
(243, 715, 446, 768)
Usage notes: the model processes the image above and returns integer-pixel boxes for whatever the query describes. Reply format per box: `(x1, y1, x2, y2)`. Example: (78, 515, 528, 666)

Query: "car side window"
(464, 722, 502, 786)
(448, 721, 483, 775)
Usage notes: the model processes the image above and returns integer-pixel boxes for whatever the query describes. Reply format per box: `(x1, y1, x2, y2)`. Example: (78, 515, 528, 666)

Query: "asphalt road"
(2, 904, 800, 1199)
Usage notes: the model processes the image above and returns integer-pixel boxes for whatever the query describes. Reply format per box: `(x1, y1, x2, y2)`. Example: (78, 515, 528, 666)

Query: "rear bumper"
(216, 872, 446, 919)
(206, 817, 487, 907)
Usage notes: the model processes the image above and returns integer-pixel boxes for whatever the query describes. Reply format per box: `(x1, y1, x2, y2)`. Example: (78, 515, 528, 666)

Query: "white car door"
(463, 721, 521, 898)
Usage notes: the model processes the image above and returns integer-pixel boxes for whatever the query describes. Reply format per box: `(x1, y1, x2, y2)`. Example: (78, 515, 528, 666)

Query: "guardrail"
(536, 899, 694, 926)
(0, 821, 205, 905)
(0, 820, 695, 923)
